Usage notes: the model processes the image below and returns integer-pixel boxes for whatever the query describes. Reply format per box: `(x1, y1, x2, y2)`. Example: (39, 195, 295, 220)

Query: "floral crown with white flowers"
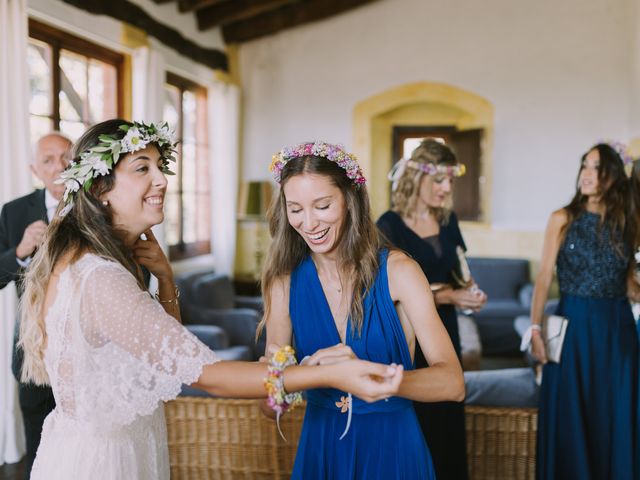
(56, 121, 177, 216)
(269, 141, 366, 187)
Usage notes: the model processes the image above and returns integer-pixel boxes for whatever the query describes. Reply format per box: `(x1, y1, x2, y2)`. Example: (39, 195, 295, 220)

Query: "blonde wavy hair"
(19, 120, 146, 386)
(257, 155, 383, 338)
(391, 138, 459, 224)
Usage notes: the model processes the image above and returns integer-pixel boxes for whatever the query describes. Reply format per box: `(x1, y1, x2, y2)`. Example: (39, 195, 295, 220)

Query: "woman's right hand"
(530, 331, 547, 364)
(303, 343, 355, 366)
(448, 286, 486, 311)
(329, 360, 404, 403)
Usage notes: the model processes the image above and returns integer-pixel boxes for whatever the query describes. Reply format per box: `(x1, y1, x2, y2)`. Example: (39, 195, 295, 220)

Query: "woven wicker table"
(165, 398, 537, 480)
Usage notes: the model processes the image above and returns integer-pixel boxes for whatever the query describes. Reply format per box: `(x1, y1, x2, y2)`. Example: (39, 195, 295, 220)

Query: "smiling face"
(418, 173, 454, 209)
(579, 148, 600, 197)
(31, 134, 72, 200)
(283, 172, 347, 256)
(101, 144, 168, 242)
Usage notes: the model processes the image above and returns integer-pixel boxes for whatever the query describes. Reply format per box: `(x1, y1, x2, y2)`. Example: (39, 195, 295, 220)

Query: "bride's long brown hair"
(20, 120, 146, 385)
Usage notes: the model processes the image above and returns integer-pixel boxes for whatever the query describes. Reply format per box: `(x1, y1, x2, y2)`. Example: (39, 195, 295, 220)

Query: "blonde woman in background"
(377, 138, 486, 480)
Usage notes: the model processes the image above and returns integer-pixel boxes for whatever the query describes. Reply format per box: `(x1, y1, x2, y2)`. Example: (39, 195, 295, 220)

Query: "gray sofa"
(467, 257, 532, 355)
(176, 270, 265, 362)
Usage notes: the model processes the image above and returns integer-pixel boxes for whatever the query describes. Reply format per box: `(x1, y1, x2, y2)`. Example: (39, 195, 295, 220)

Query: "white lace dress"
(30, 253, 218, 480)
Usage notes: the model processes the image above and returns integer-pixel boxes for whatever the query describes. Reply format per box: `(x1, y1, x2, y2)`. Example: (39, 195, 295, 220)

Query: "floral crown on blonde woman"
(269, 141, 367, 186)
(387, 158, 466, 191)
(56, 121, 177, 216)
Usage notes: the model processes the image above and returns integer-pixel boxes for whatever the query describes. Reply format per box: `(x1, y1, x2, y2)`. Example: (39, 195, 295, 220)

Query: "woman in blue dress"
(258, 142, 465, 479)
(527, 143, 639, 479)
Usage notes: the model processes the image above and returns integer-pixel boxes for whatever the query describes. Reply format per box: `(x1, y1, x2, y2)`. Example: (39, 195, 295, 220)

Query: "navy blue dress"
(289, 250, 435, 479)
(537, 211, 639, 479)
(377, 210, 468, 480)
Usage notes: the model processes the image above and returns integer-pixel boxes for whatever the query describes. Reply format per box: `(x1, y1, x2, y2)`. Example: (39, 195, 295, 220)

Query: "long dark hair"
(259, 155, 383, 337)
(562, 143, 629, 251)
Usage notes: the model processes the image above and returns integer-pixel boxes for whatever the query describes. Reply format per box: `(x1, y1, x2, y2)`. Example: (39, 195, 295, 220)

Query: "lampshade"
(238, 181, 273, 218)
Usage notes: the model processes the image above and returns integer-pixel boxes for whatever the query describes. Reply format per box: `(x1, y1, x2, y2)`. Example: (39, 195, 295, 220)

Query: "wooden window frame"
(28, 18, 125, 129)
(165, 72, 211, 261)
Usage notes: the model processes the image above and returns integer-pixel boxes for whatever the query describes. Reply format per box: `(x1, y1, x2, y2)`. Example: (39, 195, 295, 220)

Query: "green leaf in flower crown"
(119, 125, 130, 132)
(91, 146, 110, 153)
(99, 134, 115, 143)
(112, 142, 121, 158)
(84, 177, 93, 192)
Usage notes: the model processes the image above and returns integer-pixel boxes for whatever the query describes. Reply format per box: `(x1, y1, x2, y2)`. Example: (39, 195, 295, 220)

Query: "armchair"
(192, 272, 263, 312)
(184, 304, 265, 361)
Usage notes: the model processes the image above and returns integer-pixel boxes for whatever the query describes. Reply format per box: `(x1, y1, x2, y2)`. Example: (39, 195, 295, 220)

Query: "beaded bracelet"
(264, 345, 303, 440)
(154, 285, 180, 307)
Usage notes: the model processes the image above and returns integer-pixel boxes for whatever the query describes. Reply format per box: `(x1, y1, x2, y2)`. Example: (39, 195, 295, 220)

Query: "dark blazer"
(0, 189, 47, 295)
(0, 189, 47, 380)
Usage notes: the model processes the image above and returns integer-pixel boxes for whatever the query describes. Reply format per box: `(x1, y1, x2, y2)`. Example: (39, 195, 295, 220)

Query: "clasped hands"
(261, 343, 403, 403)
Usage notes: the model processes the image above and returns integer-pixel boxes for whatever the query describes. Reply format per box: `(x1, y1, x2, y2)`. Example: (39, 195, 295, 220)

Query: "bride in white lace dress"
(18, 119, 404, 480)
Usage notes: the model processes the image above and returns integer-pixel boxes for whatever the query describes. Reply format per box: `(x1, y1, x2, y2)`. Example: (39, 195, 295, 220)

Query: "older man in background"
(0, 132, 72, 478)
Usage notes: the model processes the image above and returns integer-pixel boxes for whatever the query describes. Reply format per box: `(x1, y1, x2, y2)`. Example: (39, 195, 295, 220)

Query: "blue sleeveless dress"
(289, 250, 435, 479)
(537, 212, 639, 479)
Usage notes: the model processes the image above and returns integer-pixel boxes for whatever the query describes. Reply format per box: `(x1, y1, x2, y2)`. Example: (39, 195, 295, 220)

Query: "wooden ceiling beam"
(222, 0, 377, 43)
(178, 0, 228, 13)
(60, 0, 227, 70)
(196, 0, 296, 31)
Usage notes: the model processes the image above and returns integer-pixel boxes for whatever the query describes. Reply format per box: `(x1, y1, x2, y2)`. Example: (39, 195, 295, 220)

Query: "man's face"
(31, 134, 71, 200)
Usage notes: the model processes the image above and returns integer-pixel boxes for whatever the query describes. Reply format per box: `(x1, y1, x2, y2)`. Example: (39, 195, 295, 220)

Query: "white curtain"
(0, 0, 31, 465)
(132, 43, 166, 290)
(209, 82, 240, 276)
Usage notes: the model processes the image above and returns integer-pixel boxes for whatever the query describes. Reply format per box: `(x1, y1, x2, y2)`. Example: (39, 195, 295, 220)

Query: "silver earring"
(102, 200, 109, 206)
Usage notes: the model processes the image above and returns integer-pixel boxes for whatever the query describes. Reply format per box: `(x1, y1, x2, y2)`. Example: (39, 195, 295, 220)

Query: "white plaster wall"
(238, 0, 636, 230)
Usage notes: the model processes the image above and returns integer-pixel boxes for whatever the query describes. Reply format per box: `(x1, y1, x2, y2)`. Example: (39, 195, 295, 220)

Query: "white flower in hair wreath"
(57, 121, 177, 216)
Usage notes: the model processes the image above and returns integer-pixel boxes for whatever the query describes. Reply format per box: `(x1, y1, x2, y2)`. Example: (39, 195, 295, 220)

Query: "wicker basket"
(165, 398, 537, 480)
(165, 397, 304, 480)
(466, 406, 538, 480)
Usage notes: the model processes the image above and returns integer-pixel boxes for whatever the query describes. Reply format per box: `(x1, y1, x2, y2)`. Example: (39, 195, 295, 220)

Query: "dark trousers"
(13, 320, 56, 480)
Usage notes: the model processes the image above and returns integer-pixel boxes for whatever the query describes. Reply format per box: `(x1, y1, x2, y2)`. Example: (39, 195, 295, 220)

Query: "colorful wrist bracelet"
(264, 345, 303, 440)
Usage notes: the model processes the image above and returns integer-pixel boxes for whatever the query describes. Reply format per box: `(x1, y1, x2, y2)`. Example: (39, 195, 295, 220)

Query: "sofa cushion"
(192, 273, 236, 310)
(468, 258, 530, 301)
(464, 367, 539, 407)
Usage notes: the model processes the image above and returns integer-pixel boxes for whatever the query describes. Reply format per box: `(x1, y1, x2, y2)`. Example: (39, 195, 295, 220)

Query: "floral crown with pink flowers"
(269, 142, 366, 187)
(599, 139, 634, 166)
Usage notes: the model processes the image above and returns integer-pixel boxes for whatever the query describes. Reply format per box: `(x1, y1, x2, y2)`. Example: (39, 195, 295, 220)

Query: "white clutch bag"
(543, 315, 569, 363)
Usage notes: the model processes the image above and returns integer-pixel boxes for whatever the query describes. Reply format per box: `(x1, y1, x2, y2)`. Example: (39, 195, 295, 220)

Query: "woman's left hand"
(133, 228, 172, 280)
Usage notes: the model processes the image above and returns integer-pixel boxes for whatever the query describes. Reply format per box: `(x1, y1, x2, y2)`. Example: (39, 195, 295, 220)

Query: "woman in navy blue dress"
(258, 142, 465, 479)
(528, 143, 639, 479)
(376, 139, 486, 480)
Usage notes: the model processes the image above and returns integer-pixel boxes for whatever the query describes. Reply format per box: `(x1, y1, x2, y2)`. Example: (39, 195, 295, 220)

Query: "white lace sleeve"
(77, 258, 218, 425)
